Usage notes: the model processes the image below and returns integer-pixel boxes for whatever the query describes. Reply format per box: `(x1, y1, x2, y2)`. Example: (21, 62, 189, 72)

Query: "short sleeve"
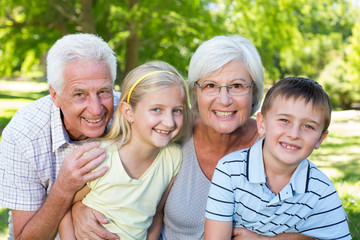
(205, 159, 235, 222)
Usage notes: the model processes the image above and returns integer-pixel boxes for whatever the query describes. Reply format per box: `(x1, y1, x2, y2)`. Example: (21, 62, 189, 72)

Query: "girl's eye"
(173, 109, 183, 114)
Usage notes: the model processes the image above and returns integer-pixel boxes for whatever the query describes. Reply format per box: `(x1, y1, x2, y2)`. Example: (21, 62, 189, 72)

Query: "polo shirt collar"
(247, 138, 310, 195)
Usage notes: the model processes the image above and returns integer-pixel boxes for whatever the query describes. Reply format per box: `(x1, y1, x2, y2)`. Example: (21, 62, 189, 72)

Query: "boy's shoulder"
(218, 147, 249, 165)
(305, 159, 337, 195)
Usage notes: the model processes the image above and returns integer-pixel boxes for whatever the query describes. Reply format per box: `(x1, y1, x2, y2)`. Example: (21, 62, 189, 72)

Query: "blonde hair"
(103, 61, 191, 145)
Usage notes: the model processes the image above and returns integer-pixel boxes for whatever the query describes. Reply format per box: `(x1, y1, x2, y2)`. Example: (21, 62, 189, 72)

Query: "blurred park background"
(0, 0, 359, 238)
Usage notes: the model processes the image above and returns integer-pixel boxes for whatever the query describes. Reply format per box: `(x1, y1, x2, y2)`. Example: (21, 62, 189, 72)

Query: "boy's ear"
(256, 112, 266, 138)
(120, 101, 134, 123)
(314, 130, 328, 149)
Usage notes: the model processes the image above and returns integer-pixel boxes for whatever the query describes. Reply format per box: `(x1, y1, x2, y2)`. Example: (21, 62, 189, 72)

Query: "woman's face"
(196, 61, 254, 134)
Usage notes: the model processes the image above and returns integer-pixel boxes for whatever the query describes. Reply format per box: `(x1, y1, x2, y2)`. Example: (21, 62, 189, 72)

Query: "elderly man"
(0, 33, 119, 240)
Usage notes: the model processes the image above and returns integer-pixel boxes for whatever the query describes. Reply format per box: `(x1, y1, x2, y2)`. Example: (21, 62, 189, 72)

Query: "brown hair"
(261, 77, 332, 133)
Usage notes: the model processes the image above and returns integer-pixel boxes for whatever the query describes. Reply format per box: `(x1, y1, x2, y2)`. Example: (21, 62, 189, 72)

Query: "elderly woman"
(71, 36, 313, 240)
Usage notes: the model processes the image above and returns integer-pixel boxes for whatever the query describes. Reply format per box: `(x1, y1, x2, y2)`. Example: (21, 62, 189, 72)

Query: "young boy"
(204, 77, 351, 239)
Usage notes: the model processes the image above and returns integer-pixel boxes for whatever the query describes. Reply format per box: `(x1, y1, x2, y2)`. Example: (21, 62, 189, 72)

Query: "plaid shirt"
(0, 92, 120, 239)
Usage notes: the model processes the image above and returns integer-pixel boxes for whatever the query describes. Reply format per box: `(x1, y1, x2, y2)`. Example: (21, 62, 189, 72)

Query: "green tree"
(0, 0, 223, 83)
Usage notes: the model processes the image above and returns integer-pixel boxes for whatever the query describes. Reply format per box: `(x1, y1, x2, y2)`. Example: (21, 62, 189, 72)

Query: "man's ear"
(256, 112, 266, 138)
(120, 101, 134, 123)
(315, 130, 328, 149)
(49, 86, 60, 108)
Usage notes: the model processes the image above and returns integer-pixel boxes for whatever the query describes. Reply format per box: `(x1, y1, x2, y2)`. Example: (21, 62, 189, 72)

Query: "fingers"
(84, 166, 109, 183)
(76, 147, 107, 175)
(72, 141, 101, 160)
(72, 202, 119, 240)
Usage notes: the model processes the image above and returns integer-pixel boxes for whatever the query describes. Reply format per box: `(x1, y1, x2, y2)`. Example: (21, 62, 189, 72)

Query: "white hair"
(47, 33, 117, 94)
(188, 35, 264, 116)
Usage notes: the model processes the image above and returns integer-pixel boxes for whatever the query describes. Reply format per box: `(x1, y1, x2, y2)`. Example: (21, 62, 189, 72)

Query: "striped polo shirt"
(206, 139, 351, 239)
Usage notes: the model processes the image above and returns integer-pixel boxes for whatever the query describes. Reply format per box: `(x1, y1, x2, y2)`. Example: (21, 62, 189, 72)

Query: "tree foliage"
(0, 0, 359, 109)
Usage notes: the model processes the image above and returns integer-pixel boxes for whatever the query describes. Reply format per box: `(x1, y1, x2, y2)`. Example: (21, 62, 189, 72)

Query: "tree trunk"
(80, 0, 96, 33)
(124, 0, 139, 76)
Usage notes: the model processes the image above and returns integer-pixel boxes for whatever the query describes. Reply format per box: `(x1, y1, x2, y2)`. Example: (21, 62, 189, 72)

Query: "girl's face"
(128, 84, 185, 149)
(196, 61, 254, 134)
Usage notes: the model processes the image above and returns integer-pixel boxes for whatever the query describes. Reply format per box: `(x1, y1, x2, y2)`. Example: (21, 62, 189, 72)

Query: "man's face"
(50, 61, 114, 140)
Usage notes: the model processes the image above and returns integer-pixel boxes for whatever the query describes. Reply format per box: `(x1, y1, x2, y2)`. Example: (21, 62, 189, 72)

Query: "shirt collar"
(51, 103, 71, 151)
(247, 137, 310, 194)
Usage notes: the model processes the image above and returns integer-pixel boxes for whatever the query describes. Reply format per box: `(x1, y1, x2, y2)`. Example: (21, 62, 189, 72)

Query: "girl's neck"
(118, 140, 160, 179)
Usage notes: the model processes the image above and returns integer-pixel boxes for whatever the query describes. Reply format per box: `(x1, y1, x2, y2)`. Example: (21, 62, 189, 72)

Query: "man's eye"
(99, 90, 113, 98)
(75, 93, 84, 98)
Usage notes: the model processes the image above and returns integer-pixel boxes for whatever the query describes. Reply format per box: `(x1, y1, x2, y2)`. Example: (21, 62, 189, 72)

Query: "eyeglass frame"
(194, 81, 254, 96)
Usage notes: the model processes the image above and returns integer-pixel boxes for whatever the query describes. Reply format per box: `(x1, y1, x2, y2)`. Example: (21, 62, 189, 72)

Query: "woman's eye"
(205, 83, 216, 88)
(232, 83, 243, 89)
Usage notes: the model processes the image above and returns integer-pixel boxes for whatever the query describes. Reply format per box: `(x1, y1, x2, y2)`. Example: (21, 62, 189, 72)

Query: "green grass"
(311, 131, 360, 238)
(0, 79, 359, 239)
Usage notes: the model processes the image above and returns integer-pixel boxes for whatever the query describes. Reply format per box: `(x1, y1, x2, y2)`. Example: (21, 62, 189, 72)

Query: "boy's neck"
(263, 154, 299, 195)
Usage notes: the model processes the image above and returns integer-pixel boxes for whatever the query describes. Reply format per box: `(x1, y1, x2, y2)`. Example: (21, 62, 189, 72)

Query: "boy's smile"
(257, 96, 328, 173)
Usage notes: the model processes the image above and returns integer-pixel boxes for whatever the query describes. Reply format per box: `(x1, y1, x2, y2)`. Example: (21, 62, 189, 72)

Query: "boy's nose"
(287, 126, 300, 139)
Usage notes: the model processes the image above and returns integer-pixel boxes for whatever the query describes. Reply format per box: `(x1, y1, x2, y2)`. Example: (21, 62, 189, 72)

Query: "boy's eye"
(279, 119, 289, 123)
(304, 124, 315, 130)
(151, 108, 160, 112)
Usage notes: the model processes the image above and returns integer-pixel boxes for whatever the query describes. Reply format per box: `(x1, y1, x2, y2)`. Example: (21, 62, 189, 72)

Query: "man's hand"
(12, 141, 109, 240)
(56, 141, 108, 196)
(72, 202, 119, 240)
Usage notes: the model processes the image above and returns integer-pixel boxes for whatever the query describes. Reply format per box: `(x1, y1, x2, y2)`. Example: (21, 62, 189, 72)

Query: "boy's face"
(256, 96, 328, 170)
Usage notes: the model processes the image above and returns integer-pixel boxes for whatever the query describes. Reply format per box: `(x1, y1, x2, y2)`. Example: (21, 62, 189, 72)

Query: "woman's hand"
(71, 201, 119, 240)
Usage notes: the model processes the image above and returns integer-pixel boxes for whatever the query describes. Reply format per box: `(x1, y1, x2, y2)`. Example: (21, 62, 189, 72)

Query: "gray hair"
(47, 33, 117, 94)
(188, 35, 264, 116)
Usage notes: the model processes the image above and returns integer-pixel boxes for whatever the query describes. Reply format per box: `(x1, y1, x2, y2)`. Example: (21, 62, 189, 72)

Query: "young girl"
(59, 61, 191, 240)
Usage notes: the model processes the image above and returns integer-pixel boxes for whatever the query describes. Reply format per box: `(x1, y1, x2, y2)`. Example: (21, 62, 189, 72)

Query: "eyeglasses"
(194, 81, 254, 96)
